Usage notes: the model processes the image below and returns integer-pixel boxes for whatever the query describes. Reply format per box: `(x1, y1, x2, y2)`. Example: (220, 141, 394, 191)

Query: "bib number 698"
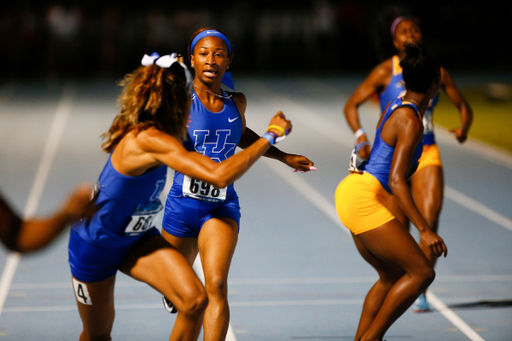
(189, 178, 220, 198)
(183, 176, 226, 201)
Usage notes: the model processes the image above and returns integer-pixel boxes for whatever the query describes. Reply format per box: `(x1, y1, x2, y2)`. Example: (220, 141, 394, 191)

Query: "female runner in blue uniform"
(68, 53, 293, 341)
(335, 44, 447, 341)
(343, 11, 473, 311)
(161, 28, 315, 341)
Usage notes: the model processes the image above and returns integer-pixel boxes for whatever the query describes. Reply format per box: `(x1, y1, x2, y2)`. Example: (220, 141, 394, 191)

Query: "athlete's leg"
(356, 219, 435, 341)
(161, 229, 199, 266)
(72, 275, 116, 341)
(411, 165, 444, 268)
(120, 235, 207, 341)
(197, 217, 238, 341)
(352, 235, 404, 341)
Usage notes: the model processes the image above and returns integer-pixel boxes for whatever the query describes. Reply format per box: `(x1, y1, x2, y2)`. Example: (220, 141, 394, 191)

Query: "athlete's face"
(393, 20, 423, 52)
(190, 36, 231, 85)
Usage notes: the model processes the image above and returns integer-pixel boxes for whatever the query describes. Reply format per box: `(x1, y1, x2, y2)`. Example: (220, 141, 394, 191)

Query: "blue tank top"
(72, 154, 167, 246)
(379, 55, 439, 145)
(365, 97, 424, 194)
(170, 89, 243, 202)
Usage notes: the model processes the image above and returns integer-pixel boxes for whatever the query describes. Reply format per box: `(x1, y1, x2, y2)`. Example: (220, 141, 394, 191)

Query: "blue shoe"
(414, 293, 431, 313)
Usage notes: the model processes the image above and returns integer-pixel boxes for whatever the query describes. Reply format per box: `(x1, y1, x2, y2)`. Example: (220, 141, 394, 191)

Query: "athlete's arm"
(0, 184, 94, 253)
(440, 67, 473, 143)
(344, 60, 391, 159)
(387, 108, 447, 257)
(233, 93, 314, 172)
(140, 112, 292, 189)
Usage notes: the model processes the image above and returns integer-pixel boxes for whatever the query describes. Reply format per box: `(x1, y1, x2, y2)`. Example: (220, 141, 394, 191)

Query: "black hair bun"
(404, 43, 422, 58)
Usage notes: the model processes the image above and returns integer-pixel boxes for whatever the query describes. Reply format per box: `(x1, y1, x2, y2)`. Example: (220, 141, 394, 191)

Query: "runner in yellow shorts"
(335, 44, 447, 341)
(343, 12, 473, 313)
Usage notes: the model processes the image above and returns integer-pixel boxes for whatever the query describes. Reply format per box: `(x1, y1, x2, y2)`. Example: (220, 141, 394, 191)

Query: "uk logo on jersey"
(192, 129, 237, 162)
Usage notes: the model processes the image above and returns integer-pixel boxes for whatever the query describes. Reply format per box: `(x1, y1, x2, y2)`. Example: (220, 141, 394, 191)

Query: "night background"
(1, 1, 511, 80)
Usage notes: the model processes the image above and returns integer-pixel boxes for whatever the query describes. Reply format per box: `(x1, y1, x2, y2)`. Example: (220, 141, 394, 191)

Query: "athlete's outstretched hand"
(420, 229, 448, 258)
(267, 111, 292, 137)
(448, 127, 468, 144)
(61, 184, 97, 222)
(284, 153, 315, 172)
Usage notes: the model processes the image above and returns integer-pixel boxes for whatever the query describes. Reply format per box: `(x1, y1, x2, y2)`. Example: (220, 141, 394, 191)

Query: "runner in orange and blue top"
(336, 44, 447, 341)
(343, 9, 473, 312)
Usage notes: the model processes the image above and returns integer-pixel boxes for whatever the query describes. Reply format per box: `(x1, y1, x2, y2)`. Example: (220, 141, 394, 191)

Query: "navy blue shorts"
(68, 227, 160, 282)
(162, 194, 241, 238)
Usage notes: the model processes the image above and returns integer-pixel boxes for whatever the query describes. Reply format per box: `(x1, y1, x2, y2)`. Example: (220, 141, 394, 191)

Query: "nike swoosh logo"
(228, 117, 239, 123)
(207, 31, 217, 34)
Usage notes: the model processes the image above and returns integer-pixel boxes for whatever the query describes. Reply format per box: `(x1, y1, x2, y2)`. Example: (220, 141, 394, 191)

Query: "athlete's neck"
(403, 92, 429, 118)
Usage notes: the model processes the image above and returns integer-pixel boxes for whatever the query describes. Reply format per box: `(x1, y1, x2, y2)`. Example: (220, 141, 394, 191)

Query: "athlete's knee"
(180, 289, 208, 317)
(417, 265, 435, 288)
(205, 276, 228, 299)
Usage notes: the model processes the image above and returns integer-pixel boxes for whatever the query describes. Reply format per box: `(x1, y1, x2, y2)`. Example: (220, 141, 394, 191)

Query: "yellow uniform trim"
(392, 55, 402, 76)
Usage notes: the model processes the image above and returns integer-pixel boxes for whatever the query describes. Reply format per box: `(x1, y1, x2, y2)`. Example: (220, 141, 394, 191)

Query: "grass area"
(434, 87, 512, 152)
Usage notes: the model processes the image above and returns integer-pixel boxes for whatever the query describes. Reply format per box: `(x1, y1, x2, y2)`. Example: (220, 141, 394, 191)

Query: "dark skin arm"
(344, 60, 392, 159)
(0, 184, 95, 253)
(440, 67, 473, 143)
(232, 92, 314, 172)
(112, 112, 292, 189)
(384, 107, 447, 257)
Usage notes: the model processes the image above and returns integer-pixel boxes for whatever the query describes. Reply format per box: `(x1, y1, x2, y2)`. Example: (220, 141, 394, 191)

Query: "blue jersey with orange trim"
(365, 97, 423, 194)
(379, 55, 439, 145)
(71, 154, 167, 246)
(170, 89, 243, 202)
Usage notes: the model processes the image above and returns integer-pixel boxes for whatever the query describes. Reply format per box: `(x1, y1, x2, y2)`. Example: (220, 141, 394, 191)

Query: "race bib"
(182, 175, 226, 202)
(125, 201, 163, 236)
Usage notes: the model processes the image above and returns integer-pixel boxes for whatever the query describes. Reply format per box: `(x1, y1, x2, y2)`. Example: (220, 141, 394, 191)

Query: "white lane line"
(10, 274, 512, 290)
(3, 299, 365, 313)
(0, 84, 75, 319)
(262, 159, 350, 236)
(427, 291, 486, 341)
(192, 257, 238, 341)
(445, 186, 512, 232)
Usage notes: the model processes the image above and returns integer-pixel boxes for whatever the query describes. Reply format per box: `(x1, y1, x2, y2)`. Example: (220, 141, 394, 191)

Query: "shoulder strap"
(392, 55, 402, 76)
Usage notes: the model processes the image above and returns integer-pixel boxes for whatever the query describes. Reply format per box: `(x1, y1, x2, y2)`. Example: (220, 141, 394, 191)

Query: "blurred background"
(1, 0, 511, 79)
(1, 0, 511, 151)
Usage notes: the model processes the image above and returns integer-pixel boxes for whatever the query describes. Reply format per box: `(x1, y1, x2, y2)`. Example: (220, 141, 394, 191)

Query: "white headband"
(141, 52, 193, 94)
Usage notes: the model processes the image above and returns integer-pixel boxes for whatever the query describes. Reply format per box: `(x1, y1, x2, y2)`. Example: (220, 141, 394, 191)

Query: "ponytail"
(101, 64, 190, 153)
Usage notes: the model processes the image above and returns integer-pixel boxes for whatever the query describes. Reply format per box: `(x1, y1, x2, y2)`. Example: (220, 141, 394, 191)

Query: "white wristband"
(354, 128, 365, 139)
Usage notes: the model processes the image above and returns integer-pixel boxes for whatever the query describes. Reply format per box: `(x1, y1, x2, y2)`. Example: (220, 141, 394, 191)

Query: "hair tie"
(141, 52, 193, 94)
